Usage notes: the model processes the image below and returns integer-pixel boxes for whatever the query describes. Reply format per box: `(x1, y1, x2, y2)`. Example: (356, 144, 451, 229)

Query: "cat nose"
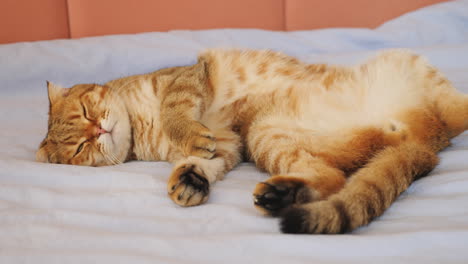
(96, 127, 108, 137)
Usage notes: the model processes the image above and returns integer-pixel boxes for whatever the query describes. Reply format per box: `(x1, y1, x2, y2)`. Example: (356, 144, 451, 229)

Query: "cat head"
(36, 82, 131, 166)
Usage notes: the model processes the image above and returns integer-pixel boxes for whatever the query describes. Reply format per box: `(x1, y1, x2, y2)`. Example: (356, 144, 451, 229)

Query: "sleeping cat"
(36, 49, 468, 234)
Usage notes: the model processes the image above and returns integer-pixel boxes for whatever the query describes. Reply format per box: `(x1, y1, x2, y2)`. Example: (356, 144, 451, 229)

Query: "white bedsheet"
(1, 1, 468, 263)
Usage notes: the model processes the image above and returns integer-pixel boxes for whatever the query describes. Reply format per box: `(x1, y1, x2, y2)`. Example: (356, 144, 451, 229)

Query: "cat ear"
(47, 81, 69, 105)
(36, 140, 49, 163)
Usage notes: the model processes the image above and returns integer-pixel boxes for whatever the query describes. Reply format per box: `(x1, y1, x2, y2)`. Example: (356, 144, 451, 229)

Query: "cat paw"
(280, 200, 351, 234)
(183, 122, 216, 159)
(253, 176, 317, 216)
(168, 164, 210, 206)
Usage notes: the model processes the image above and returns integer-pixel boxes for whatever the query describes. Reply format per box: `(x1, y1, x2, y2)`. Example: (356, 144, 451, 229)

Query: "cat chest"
(127, 100, 166, 161)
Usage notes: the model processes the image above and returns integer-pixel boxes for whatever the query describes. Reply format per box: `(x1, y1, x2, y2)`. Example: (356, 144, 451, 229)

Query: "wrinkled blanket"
(1, 1, 468, 263)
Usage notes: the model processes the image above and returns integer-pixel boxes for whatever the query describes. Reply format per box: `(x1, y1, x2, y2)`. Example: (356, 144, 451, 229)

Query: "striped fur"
(37, 49, 468, 233)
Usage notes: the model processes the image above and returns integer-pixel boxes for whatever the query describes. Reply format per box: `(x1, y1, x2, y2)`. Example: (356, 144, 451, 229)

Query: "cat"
(36, 49, 468, 234)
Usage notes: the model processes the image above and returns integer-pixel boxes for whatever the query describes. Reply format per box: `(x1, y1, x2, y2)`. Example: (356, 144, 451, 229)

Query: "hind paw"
(253, 176, 317, 216)
(280, 200, 352, 234)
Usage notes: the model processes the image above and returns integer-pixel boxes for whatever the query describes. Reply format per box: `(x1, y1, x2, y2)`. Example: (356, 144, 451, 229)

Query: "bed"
(1, 0, 468, 263)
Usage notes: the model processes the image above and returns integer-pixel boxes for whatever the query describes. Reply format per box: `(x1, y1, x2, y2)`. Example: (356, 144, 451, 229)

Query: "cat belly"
(297, 75, 422, 134)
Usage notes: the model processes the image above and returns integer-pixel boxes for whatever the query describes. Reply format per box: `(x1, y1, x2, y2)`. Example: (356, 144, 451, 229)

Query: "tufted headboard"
(0, 0, 449, 44)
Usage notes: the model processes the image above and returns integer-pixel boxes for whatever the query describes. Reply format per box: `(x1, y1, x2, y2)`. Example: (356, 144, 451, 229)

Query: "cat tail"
(280, 142, 438, 234)
(427, 65, 468, 138)
(441, 93, 468, 138)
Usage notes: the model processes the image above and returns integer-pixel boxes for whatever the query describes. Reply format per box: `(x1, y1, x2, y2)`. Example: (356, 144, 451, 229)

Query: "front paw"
(168, 164, 210, 206)
(183, 122, 216, 159)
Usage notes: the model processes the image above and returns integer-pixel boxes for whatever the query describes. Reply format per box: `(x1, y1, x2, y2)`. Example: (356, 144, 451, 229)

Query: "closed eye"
(74, 141, 86, 157)
(81, 103, 91, 121)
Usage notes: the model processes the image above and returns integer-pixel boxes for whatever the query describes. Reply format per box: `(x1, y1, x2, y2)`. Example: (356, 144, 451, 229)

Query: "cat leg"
(248, 123, 347, 216)
(249, 120, 400, 216)
(167, 130, 242, 206)
(280, 142, 438, 234)
(158, 60, 243, 206)
(160, 60, 217, 159)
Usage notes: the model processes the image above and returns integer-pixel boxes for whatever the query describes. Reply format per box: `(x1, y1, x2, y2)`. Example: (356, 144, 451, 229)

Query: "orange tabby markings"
(38, 49, 468, 234)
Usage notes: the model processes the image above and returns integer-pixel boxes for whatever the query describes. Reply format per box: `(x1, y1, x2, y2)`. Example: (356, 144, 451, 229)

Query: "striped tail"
(280, 142, 438, 234)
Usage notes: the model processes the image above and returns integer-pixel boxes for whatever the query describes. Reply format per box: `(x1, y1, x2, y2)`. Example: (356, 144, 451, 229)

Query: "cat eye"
(81, 103, 91, 120)
(74, 141, 86, 157)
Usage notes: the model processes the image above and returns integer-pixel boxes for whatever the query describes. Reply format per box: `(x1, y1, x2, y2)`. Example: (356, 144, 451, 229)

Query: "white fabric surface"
(1, 1, 468, 263)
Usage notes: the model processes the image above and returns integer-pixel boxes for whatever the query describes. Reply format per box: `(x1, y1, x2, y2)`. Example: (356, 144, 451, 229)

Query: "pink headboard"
(0, 0, 449, 44)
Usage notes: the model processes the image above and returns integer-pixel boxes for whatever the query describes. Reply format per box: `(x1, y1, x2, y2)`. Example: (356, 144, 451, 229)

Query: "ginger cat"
(36, 49, 468, 234)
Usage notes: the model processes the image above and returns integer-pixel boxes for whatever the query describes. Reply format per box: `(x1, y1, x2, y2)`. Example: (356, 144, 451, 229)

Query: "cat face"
(36, 82, 131, 166)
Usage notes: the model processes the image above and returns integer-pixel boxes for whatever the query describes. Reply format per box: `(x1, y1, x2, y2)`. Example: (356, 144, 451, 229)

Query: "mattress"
(1, 1, 468, 263)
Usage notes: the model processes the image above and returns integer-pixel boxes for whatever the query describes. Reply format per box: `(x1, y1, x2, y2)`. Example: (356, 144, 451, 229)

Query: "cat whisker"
(111, 151, 123, 164)
(100, 145, 114, 165)
(92, 142, 116, 165)
(108, 152, 121, 165)
(107, 154, 118, 165)
(102, 142, 122, 165)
